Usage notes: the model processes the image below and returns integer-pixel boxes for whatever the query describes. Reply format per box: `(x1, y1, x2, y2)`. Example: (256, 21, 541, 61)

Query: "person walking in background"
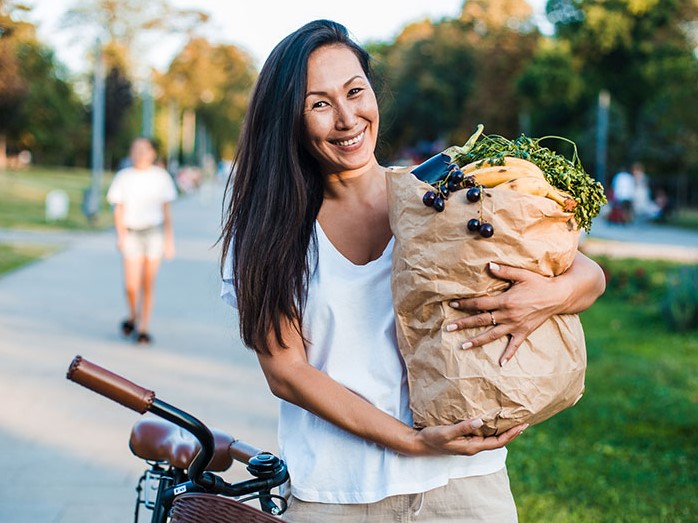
(610, 166, 635, 223)
(220, 20, 605, 521)
(107, 137, 177, 345)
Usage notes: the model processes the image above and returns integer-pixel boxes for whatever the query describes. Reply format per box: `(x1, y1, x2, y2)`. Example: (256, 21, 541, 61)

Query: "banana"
(471, 164, 544, 188)
(495, 176, 578, 211)
(461, 156, 545, 181)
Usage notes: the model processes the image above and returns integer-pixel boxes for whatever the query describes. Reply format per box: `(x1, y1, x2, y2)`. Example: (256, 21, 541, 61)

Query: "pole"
(166, 100, 179, 173)
(86, 39, 106, 222)
(141, 74, 154, 138)
(595, 89, 610, 189)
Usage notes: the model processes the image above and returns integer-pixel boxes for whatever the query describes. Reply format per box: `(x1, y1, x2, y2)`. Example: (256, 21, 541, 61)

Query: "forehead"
(306, 45, 365, 89)
(131, 139, 153, 151)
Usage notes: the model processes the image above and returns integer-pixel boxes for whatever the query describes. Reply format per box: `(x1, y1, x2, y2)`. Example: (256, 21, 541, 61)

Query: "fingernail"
(461, 341, 473, 350)
(519, 423, 530, 434)
(500, 357, 509, 367)
(471, 418, 484, 429)
(449, 301, 460, 309)
(445, 324, 457, 332)
(489, 261, 500, 271)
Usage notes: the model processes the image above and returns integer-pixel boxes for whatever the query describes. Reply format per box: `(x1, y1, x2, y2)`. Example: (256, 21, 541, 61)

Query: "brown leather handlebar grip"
(229, 439, 264, 464)
(67, 355, 155, 414)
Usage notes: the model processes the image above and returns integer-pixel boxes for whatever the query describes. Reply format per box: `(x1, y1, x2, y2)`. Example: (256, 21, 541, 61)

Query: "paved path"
(1, 187, 696, 523)
(580, 214, 698, 263)
(0, 182, 278, 523)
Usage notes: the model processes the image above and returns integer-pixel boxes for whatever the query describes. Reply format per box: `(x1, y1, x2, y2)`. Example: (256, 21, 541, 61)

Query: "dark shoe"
(121, 320, 135, 336)
(136, 332, 152, 345)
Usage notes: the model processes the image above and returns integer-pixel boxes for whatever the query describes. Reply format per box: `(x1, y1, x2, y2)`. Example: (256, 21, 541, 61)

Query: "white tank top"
(221, 223, 506, 504)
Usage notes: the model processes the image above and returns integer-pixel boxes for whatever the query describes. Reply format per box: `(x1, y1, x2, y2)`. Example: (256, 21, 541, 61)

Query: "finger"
(444, 311, 499, 333)
(499, 334, 523, 367)
(475, 423, 529, 451)
(449, 295, 500, 312)
(488, 261, 530, 283)
(460, 326, 509, 350)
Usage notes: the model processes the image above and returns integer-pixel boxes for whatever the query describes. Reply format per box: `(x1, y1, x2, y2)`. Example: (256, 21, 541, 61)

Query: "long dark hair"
(220, 20, 373, 354)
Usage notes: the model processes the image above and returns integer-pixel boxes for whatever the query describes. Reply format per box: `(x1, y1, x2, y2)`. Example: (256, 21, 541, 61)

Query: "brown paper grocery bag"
(387, 166, 587, 436)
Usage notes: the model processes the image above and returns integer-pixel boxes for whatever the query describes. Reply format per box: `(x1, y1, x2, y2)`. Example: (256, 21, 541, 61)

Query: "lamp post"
(84, 39, 106, 223)
(595, 89, 610, 189)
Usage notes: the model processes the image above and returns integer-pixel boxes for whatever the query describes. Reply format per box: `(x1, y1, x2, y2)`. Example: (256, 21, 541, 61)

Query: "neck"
(323, 161, 386, 206)
(324, 157, 380, 184)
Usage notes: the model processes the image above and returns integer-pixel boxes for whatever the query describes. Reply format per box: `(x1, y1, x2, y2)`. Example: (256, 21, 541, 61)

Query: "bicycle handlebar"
(67, 355, 155, 413)
(66, 355, 289, 515)
(230, 439, 266, 463)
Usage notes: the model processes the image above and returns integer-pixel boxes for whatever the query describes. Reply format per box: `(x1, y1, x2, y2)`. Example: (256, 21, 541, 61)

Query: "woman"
(108, 137, 177, 344)
(221, 20, 605, 521)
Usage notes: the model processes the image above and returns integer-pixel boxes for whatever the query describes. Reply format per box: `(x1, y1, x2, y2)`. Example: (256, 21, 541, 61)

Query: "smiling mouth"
(331, 131, 365, 147)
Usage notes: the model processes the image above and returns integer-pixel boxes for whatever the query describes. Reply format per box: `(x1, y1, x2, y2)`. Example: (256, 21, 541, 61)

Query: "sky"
(26, 0, 549, 75)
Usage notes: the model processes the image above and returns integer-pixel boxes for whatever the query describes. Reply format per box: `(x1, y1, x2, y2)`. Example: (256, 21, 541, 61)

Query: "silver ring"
(489, 312, 497, 326)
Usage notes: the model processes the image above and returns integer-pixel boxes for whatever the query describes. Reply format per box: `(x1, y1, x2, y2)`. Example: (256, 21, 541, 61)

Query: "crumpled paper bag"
(386, 166, 587, 436)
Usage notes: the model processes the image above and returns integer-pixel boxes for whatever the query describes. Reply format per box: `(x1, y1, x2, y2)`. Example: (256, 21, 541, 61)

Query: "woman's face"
(302, 44, 379, 176)
(130, 139, 157, 170)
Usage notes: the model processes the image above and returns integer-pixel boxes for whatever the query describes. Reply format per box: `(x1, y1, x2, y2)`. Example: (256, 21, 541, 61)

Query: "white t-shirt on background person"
(107, 166, 178, 230)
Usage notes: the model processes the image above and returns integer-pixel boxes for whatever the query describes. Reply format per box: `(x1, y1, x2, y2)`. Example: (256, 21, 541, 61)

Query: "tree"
(544, 0, 698, 179)
(157, 37, 257, 161)
(458, 0, 539, 139)
(373, 19, 478, 161)
(61, 0, 209, 75)
(373, 0, 539, 161)
(0, 2, 88, 167)
(103, 64, 135, 168)
(0, 0, 32, 167)
(10, 42, 88, 165)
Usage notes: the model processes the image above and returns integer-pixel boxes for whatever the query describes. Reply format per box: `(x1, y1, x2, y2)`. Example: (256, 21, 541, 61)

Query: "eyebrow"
(305, 75, 366, 98)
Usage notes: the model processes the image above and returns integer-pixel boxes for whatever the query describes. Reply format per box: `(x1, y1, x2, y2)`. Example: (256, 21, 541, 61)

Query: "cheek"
(360, 94, 380, 127)
(303, 113, 331, 145)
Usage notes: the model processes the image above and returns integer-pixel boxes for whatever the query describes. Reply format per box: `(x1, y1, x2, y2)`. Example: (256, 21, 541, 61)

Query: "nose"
(334, 100, 358, 130)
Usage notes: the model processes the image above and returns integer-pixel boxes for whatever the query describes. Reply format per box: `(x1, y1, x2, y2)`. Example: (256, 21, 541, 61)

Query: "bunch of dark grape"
(421, 163, 495, 238)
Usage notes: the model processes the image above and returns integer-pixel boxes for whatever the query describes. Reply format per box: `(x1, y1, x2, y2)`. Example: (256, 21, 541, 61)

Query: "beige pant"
(282, 467, 517, 522)
(123, 226, 164, 259)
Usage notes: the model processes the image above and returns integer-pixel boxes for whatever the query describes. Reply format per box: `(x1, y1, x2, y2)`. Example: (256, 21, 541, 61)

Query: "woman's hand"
(257, 317, 529, 458)
(446, 252, 605, 366)
(412, 418, 528, 456)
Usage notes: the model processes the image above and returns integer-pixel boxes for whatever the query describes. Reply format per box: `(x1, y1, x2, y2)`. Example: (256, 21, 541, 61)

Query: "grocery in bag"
(387, 125, 606, 436)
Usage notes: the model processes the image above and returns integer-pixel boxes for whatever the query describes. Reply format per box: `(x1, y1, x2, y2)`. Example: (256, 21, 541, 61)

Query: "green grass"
(508, 258, 698, 522)
(0, 242, 57, 276)
(0, 167, 114, 230)
(669, 208, 698, 231)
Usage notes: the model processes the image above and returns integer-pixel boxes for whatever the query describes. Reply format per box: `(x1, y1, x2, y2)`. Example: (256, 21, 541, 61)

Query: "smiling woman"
(219, 19, 605, 522)
(302, 45, 379, 176)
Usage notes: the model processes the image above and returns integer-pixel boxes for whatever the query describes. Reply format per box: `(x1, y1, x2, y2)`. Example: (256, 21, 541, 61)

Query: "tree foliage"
(61, 0, 209, 75)
(373, 0, 539, 162)
(539, 0, 698, 176)
(0, 2, 87, 166)
(157, 37, 257, 159)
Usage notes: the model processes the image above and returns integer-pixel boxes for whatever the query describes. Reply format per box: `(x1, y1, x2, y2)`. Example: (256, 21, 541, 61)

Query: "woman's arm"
(256, 317, 526, 457)
(163, 202, 175, 260)
(113, 203, 127, 252)
(447, 251, 606, 366)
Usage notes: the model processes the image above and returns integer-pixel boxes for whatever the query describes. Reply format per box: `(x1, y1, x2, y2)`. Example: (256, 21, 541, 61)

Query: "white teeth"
(334, 132, 364, 147)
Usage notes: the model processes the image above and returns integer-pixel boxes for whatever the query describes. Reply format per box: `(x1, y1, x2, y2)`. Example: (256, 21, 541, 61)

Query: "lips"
(331, 130, 365, 147)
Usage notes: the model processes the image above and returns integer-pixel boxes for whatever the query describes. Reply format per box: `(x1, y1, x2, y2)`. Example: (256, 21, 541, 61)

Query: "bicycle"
(66, 355, 289, 522)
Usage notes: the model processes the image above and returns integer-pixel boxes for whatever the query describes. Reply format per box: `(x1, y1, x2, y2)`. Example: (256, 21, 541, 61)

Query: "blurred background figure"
(631, 162, 660, 221)
(609, 166, 635, 224)
(107, 137, 177, 345)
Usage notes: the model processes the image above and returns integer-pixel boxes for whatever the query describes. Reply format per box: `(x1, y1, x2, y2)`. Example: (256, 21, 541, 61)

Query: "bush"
(661, 265, 698, 332)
